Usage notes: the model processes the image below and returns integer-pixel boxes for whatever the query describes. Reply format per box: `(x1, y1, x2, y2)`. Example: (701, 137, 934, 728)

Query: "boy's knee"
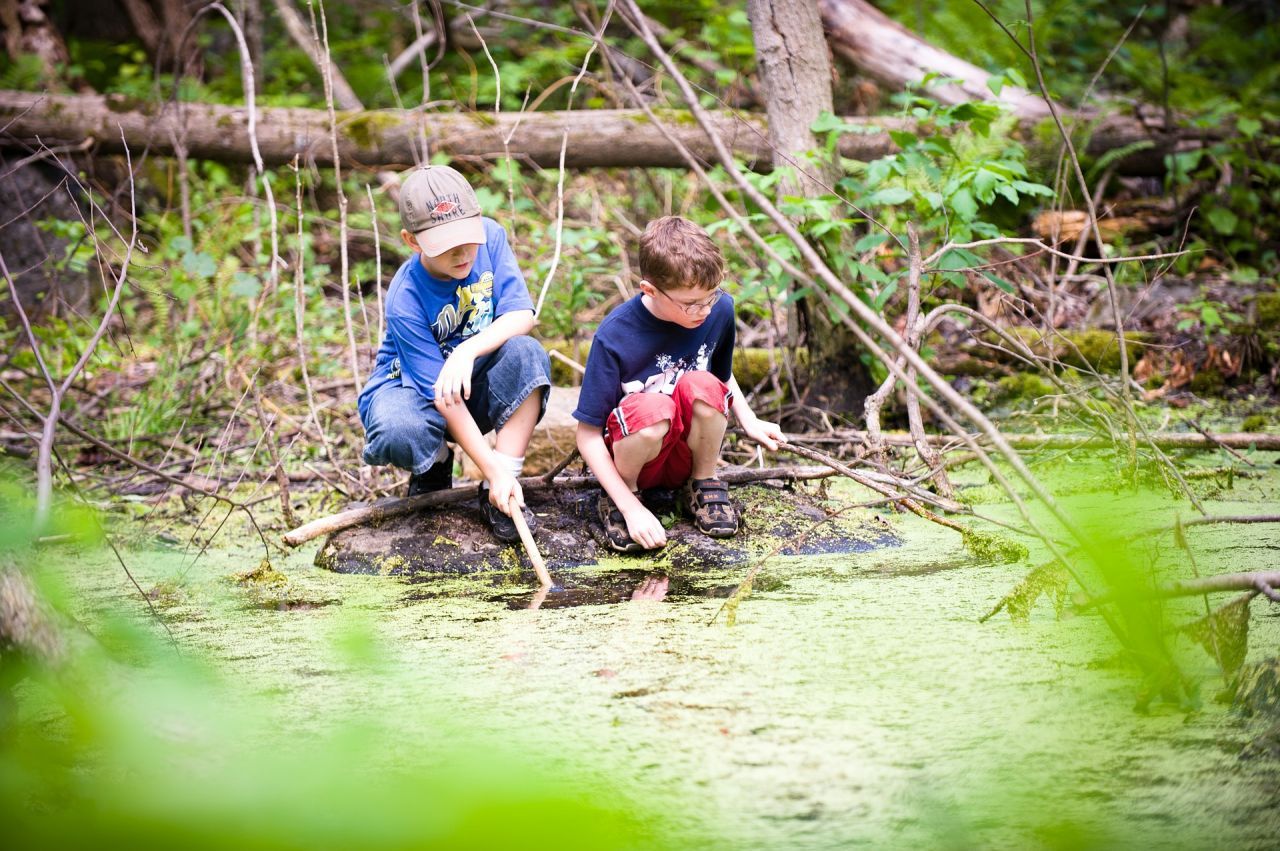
(691, 398, 727, 420)
(498, 335, 551, 372)
(616, 417, 670, 445)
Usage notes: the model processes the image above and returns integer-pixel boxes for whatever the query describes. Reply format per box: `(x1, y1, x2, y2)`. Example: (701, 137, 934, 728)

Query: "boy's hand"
(623, 504, 667, 550)
(487, 470, 523, 516)
(434, 347, 476, 408)
(739, 414, 785, 451)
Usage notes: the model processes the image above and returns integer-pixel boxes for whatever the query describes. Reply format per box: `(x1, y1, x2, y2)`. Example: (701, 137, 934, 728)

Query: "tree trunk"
(0, 89, 1175, 173)
(0, 0, 69, 85)
(117, 0, 200, 75)
(747, 0, 874, 418)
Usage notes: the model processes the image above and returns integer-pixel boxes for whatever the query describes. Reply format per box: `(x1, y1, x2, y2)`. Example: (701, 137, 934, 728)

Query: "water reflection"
(497, 570, 741, 610)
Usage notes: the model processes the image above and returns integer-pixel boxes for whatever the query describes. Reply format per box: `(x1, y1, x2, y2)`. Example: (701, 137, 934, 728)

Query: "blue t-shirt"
(358, 218, 534, 423)
(572, 293, 736, 428)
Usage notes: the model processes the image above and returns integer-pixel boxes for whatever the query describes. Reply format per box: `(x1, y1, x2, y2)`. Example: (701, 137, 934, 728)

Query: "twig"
(542, 447, 580, 484)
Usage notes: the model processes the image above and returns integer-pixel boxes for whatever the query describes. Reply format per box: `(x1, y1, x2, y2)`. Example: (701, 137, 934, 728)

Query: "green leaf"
(182, 251, 217, 280)
(972, 168, 1000, 203)
(230, 272, 261, 299)
(1237, 117, 1262, 138)
(984, 272, 1015, 293)
(948, 187, 978, 221)
(1201, 305, 1222, 327)
(888, 129, 918, 150)
(853, 232, 889, 253)
(1206, 207, 1239, 235)
(987, 74, 1005, 97)
(865, 187, 914, 206)
(872, 280, 899, 310)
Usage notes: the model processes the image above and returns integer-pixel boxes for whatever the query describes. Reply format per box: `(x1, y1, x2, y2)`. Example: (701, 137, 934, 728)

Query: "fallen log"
(831, 429, 1280, 452)
(817, 0, 1185, 174)
(0, 89, 1167, 173)
(1158, 572, 1280, 602)
(282, 464, 836, 547)
(819, 0, 1050, 120)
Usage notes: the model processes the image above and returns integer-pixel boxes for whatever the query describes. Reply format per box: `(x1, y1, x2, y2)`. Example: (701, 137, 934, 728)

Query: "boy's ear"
(637, 278, 654, 295)
(400, 228, 419, 251)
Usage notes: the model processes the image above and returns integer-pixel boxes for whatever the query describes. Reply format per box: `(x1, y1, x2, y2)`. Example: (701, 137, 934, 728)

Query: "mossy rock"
(1242, 414, 1270, 432)
(989, 328, 1151, 373)
(994, 372, 1054, 402)
(315, 475, 900, 577)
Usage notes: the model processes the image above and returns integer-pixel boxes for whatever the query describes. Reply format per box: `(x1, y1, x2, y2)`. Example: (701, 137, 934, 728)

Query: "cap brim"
(416, 216, 486, 257)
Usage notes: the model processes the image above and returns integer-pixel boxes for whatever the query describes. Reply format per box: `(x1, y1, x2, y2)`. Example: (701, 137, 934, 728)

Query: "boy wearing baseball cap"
(358, 165, 551, 544)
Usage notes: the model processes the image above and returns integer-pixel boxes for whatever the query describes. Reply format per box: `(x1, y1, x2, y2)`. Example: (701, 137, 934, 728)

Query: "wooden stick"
(509, 496, 552, 589)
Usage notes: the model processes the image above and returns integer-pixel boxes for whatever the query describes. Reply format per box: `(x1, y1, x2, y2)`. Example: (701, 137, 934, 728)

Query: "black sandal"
(597, 491, 644, 553)
(684, 477, 738, 538)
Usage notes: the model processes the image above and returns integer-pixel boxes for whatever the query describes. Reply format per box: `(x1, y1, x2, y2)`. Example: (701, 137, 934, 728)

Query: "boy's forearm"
(440, 403, 501, 481)
(452, 309, 535, 360)
(575, 423, 644, 513)
(727, 375, 759, 425)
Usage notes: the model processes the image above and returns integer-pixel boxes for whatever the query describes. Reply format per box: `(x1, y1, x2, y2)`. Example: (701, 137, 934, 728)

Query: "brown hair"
(638, 216, 724, 292)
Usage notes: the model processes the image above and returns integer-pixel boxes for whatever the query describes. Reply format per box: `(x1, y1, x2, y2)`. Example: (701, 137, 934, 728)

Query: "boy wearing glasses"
(573, 216, 784, 552)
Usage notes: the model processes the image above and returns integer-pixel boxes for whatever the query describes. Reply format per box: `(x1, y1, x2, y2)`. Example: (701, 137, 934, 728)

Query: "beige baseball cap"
(398, 165, 487, 257)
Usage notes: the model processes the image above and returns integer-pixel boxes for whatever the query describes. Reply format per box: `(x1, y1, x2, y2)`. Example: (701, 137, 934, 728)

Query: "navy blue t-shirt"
(572, 293, 736, 428)
(358, 218, 534, 424)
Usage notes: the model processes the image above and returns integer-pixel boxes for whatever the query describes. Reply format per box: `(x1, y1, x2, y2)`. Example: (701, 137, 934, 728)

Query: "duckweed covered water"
(21, 463, 1280, 848)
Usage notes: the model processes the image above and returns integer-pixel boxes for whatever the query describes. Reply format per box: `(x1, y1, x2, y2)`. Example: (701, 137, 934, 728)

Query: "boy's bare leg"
(687, 400, 728, 480)
(611, 420, 669, 491)
(494, 387, 544, 457)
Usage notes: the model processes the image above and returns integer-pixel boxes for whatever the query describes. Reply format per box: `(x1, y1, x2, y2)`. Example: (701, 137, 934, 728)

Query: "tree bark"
(748, 0, 874, 417)
(0, 89, 1174, 173)
(746, 0, 840, 194)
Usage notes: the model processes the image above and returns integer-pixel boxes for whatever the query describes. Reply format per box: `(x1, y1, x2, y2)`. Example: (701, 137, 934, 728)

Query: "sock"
(487, 450, 525, 488)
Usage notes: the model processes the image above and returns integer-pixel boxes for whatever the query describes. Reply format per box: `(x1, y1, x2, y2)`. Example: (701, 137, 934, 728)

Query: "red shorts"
(604, 370, 733, 490)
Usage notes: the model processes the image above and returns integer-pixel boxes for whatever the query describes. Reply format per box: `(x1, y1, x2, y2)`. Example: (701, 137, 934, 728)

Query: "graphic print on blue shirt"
(357, 217, 533, 423)
(432, 272, 495, 355)
(571, 293, 736, 428)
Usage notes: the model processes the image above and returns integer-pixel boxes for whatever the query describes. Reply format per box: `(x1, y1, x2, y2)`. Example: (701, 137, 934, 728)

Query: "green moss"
(1255, 293, 1280, 328)
(1242, 414, 1269, 432)
(962, 529, 1029, 564)
(996, 328, 1150, 373)
(994, 372, 1054, 402)
(105, 95, 149, 115)
(374, 553, 409, 577)
(342, 111, 404, 148)
(1190, 368, 1225, 395)
(235, 558, 288, 586)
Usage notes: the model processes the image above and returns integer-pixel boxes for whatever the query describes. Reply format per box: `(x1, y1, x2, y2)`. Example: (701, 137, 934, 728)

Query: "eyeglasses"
(654, 286, 725, 316)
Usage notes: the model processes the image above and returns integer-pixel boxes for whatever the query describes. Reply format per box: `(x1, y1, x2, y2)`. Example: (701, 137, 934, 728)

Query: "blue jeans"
(361, 336, 551, 474)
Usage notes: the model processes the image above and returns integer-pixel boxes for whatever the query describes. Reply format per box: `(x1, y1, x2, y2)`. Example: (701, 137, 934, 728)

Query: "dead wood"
(0, 89, 1167, 173)
(832, 429, 1280, 453)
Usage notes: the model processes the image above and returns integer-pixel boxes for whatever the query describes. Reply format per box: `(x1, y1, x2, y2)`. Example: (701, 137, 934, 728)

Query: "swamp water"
(18, 464, 1280, 849)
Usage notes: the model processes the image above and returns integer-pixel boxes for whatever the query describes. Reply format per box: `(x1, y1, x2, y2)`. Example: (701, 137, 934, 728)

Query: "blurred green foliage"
(0, 480, 678, 850)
